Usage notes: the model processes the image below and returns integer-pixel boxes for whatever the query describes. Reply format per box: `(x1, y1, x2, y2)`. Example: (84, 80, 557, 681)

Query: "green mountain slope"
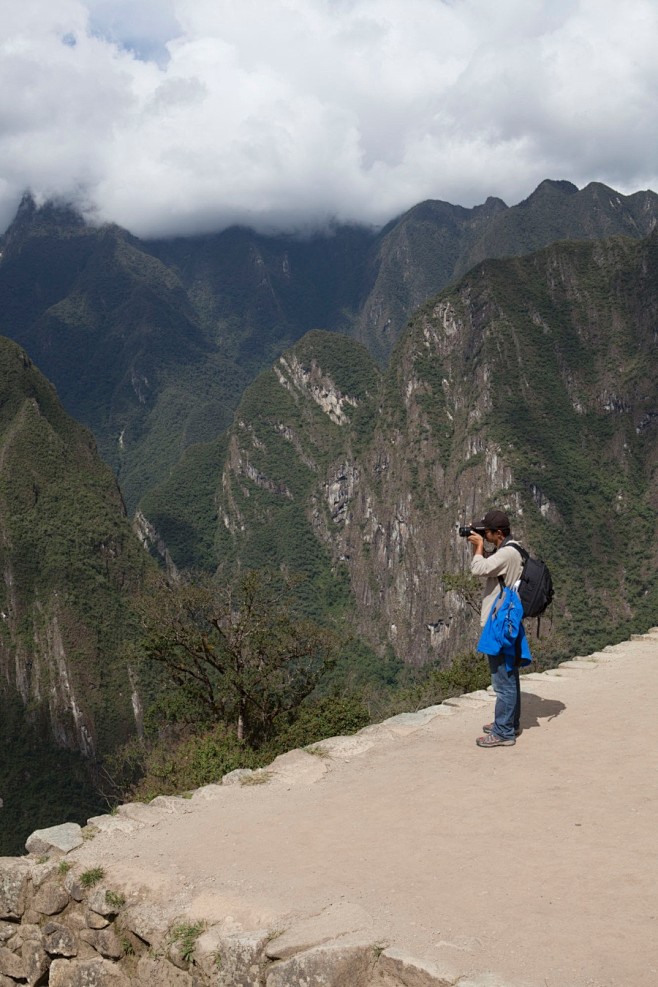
(0, 337, 150, 853)
(1, 182, 655, 514)
(143, 229, 658, 666)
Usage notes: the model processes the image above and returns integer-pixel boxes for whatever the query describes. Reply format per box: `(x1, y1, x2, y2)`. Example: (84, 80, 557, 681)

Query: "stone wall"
(0, 838, 457, 986)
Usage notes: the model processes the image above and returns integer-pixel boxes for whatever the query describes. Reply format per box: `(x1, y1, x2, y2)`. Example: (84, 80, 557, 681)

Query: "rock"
(30, 860, 60, 890)
(21, 939, 50, 986)
(221, 769, 255, 786)
(264, 904, 377, 961)
(86, 815, 143, 835)
(265, 943, 373, 987)
(136, 956, 194, 986)
(0, 859, 31, 919)
(115, 802, 172, 826)
(375, 947, 463, 986)
(0, 924, 14, 946)
(25, 823, 84, 856)
(121, 902, 174, 949)
(43, 922, 78, 957)
(195, 927, 270, 986)
(87, 888, 117, 918)
(64, 874, 85, 902)
(49, 958, 131, 987)
(268, 749, 329, 785)
(0, 946, 26, 980)
(4, 924, 40, 948)
(80, 928, 123, 960)
(86, 911, 110, 930)
(33, 883, 69, 915)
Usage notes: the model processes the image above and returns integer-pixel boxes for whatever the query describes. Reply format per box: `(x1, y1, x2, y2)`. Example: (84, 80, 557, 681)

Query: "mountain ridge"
(2, 180, 656, 512)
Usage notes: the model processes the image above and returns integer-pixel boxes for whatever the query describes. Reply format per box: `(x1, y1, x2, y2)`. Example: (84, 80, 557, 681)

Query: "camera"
(458, 524, 486, 538)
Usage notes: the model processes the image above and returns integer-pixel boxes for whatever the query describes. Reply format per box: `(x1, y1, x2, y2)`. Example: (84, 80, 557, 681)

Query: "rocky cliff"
(0, 338, 150, 852)
(144, 229, 658, 665)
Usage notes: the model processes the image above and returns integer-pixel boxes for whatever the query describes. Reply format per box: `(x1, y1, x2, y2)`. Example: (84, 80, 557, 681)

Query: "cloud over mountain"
(2, 0, 657, 237)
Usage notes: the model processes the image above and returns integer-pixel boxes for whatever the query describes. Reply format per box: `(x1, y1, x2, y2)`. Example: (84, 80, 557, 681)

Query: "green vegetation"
(105, 890, 126, 910)
(80, 867, 105, 888)
(169, 922, 205, 964)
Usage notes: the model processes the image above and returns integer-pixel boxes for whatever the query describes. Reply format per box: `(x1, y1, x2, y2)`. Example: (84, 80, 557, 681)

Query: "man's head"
(477, 509, 511, 547)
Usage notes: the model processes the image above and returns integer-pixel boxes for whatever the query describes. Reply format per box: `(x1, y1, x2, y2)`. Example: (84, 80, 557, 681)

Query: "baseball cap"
(476, 509, 510, 531)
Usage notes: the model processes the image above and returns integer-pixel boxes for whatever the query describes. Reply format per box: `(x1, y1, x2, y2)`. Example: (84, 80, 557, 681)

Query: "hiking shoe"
(476, 732, 515, 747)
(483, 722, 521, 737)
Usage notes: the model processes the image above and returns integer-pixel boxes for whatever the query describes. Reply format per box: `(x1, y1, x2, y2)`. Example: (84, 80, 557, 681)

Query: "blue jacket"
(476, 585, 532, 670)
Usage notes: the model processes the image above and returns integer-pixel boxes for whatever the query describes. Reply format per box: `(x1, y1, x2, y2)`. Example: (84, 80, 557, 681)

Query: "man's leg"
(487, 654, 518, 741)
(513, 665, 521, 732)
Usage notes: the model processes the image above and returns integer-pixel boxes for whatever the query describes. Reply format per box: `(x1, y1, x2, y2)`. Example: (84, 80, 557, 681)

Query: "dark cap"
(477, 509, 510, 531)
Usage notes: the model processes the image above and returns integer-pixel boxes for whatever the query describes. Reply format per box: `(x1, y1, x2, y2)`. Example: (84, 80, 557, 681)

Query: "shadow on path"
(520, 693, 566, 731)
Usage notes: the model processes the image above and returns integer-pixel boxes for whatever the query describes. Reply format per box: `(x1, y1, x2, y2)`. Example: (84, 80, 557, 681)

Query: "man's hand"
(467, 532, 484, 556)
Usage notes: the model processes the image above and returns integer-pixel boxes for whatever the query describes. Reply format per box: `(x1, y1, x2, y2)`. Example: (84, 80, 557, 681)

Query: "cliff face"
(144, 229, 658, 664)
(0, 338, 151, 850)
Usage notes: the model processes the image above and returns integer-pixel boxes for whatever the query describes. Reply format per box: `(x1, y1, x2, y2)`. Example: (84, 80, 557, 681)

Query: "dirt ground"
(71, 635, 658, 987)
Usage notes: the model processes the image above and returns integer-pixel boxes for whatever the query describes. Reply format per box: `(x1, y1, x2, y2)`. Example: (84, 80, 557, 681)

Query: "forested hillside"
(143, 229, 658, 665)
(1, 181, 655, 511)
(0, 337, 150, 853)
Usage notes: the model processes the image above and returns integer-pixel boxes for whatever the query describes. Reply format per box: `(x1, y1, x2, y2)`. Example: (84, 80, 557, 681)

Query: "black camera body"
(458, 524, 486, 538)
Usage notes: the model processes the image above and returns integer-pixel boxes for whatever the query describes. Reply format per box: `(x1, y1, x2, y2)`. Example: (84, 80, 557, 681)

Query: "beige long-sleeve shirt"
(471, 540, 524, 626)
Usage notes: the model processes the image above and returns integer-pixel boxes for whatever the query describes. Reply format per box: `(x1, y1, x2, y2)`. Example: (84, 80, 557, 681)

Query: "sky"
(1, 0, 657, 238)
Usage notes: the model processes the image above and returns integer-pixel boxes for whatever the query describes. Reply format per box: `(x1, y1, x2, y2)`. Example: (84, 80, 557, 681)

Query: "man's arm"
(467, 534, 515, 577)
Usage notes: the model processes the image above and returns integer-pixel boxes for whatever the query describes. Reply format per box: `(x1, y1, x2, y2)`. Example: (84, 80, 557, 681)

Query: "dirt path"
(71, 635, 658, 987)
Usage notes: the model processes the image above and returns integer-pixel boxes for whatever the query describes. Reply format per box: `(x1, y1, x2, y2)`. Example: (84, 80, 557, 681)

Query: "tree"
(135, 570, 341, 745)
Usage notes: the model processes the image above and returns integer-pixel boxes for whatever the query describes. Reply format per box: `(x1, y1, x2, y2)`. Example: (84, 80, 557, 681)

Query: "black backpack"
(508, 543, 554, 621)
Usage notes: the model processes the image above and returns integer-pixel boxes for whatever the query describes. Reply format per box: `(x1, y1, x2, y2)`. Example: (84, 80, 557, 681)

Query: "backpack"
(507, 543, 554, 620)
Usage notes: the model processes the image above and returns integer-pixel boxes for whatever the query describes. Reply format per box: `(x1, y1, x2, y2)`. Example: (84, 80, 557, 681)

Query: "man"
(468, 509, 524, 748)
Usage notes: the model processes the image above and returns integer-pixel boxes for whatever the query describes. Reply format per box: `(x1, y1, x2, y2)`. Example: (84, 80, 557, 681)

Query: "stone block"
(268, 749, 329, 785)
(43, 922, 79, 957)
(0, 859, 31, 919)
(86, 815, 144, 835)
(49, 958, 131, 987)
(373, 947, 462, 987)
(121, 902, 174, 949)
(222, 769, 256, 786)
(137, 956, 194, 986)
(21, 939, 51, 986)
(313, 735, 377, 759)
(0, 946, 26, 980)
(88, 888, 119, 918)
(265, 943, 373, 987)
(264, 904, 376, 961)
(25, 823, 84, 856)
(80, 928, 123, 960)
(33, 883, 69, 916)
(195, 927, 270, 986)
(86, 910, 111, 930)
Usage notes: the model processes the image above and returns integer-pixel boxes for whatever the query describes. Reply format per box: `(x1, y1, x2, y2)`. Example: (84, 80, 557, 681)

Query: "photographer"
(467, 509, 524, 748)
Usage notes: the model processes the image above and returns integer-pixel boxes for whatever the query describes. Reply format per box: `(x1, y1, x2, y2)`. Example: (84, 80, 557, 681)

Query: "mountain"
(354, 180, 658, 361)
(142, 228, 658, 666)
(1, 182, 656, 513)
(0, 336, 150, 853)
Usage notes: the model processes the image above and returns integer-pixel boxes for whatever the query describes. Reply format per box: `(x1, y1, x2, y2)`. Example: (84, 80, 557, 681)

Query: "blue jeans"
(486, 655, 520, 740)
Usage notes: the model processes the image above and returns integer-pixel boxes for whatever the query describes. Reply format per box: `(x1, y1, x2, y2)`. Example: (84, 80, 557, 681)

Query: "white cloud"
(0, 0, 656, 237)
